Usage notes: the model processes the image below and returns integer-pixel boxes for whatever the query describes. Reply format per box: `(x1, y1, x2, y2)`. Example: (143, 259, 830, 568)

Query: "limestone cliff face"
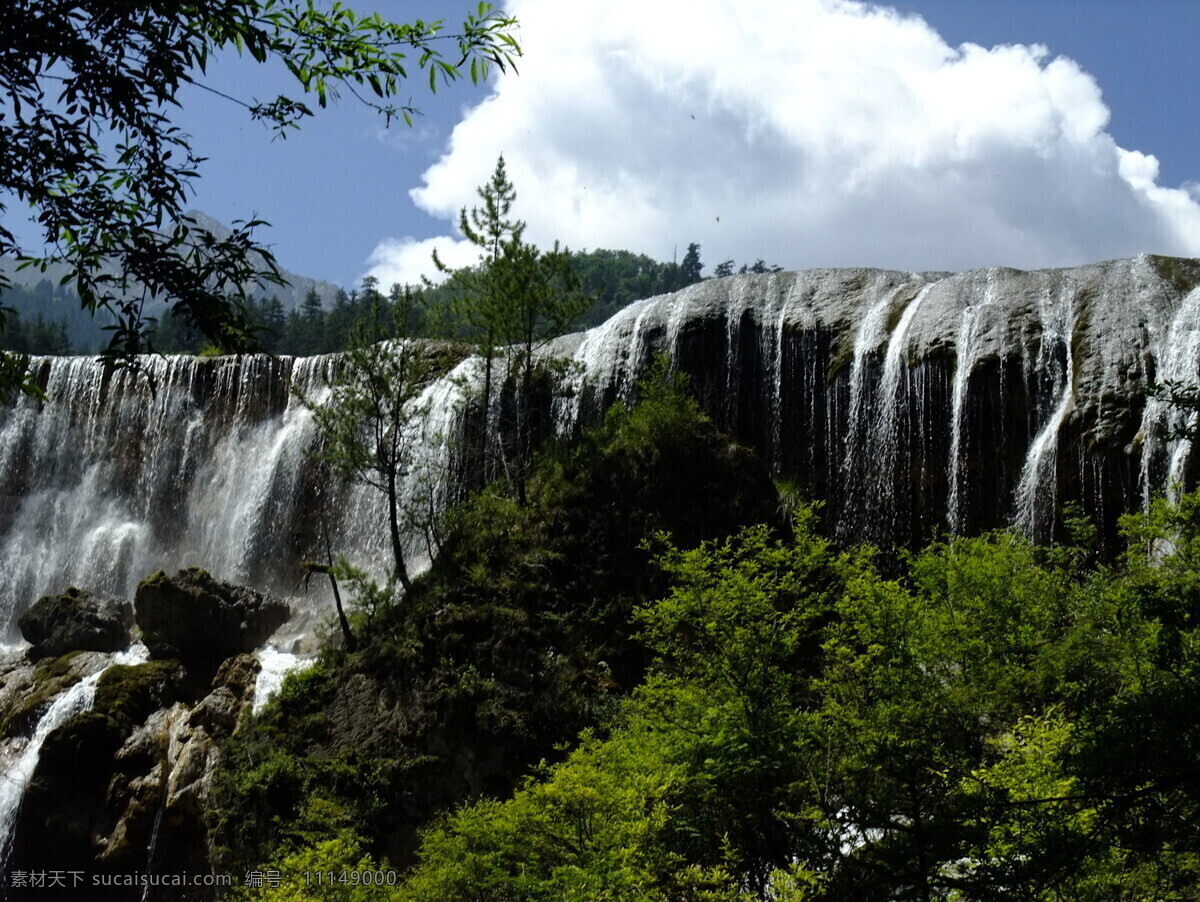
(556, 254, 1200, 549)
(1, 255, 1198, 637)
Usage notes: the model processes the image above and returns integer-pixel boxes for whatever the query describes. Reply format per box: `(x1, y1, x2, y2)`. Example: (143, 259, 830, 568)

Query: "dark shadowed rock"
(18, 587, 133, 658)
(11, 652, 263, 900)
(189, 653, 261, 736)
(134, 568, 288, 679)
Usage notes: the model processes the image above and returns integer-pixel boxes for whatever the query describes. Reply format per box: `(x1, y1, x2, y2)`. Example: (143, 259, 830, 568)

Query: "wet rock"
(13, 689, 236, 901)
(188, 687, 242, 735)
(94, 701, 221, 897)
(0, 650, 109, 738)
(189, 652, 261, 736)
(165, 724, 217, 826)
(213, 652, 262, 702)
(8, 710, 128, 877)
(93, 660, 188, 725)
(135, 568, 288, 681)
(18, 587, 133, 659)
(102, 705, 186, 866)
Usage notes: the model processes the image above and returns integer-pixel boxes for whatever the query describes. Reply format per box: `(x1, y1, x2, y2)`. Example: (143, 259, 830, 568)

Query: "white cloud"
(373, 0, 1200, 277)
(363, 235, 477, 288)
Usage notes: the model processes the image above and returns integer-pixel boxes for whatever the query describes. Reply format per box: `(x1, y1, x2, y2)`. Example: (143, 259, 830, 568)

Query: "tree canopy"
(0, 0, 519, 396)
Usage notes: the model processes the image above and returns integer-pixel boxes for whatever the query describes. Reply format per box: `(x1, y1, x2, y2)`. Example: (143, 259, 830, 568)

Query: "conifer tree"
(431, 156, 521, 487)
(680, 242, 704, 284)
(433, 156, 592, 501)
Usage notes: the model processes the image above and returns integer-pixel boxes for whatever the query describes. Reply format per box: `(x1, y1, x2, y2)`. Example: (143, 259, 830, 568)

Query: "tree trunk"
(320, 519, 356, 652)
(387, 466, 414, 594)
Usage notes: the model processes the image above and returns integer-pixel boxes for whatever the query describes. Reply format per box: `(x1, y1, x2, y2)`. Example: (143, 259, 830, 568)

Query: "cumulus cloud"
(363, 235, 477, 287)
(368, 0, 1200, 279)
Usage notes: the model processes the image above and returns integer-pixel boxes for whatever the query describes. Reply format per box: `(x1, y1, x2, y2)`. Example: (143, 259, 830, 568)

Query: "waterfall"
(1013, 279, 1076, 537)
(252, 647, 307, 714)
(1138, 286, 1200, 505)
(839, 279, 931, 542)
(3, 257, 1199, 644)
(843, 284, 901, 467)
(0, 351, 470, 646)
(947, 295, 990, 533)
(0, 355, 321, 641)
(867, 284, 935, 537)
(0, 646, 149, 865)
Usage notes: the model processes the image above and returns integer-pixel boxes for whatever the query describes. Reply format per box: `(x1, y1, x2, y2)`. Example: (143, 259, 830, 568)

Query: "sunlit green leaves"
(397, 490, 1200, 899)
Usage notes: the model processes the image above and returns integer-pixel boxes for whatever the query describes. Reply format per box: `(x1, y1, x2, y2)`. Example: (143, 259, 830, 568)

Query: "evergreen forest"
(0, 243, 782, 358)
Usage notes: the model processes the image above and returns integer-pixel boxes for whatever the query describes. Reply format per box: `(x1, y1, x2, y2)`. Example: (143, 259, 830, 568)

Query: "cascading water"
(0, 351, 469, 646)
(947, 291, 993, 533)
(550, 255, 1200, 549)
(1138, 286, 1200, 504)
(1013, 277, 1077, 537)
(3, 255, 1200, 648)
(862, 284, 935, 541)
(0, 645, 149, 865)
(844, 284, 904, 467)
(253, 646, 305, 714)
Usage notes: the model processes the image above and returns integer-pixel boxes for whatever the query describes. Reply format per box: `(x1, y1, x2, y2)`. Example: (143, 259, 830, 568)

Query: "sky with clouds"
(175, 0, 1200, 289)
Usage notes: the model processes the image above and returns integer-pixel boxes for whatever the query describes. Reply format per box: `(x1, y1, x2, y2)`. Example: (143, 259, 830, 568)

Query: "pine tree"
(433, 156, 593, 501)
(491, 237, 591, 504)
(259, 296, 287, 352)
(680, 242, 703, 284)
(298, 287, 325, 355)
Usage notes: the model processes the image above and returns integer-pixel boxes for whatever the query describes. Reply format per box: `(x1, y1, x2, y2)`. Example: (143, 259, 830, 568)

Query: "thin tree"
(300, 278, 437, 594)
(491, 237, 591, 504)
(434, 158, 523, 489)
(430, 155, 523, 488)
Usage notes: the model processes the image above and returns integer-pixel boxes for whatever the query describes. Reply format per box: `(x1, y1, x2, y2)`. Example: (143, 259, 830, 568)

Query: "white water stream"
(0, 646, 149, 865)
(1013, 281, 1076, 536)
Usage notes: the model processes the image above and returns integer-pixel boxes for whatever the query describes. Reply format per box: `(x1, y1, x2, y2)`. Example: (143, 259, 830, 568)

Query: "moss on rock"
(0, 650, 93, 739)
(94, 660, 187, 725)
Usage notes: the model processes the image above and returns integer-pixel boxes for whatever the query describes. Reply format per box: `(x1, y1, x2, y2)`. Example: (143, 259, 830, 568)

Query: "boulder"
(93, 659, 189, 725)
(189, 653, 261, 735)
(212, 652, 262, 702)
(18, 587, 133, 658)
(134, 569, 288, 677)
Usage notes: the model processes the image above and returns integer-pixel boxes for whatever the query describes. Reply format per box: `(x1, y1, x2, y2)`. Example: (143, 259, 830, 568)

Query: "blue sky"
(172, 0, 1200, 287)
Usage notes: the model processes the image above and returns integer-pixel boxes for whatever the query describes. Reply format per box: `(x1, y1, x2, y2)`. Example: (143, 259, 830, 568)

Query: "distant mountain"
(0, 212, 345, 352)
(1, 210, 343, 313)
(180, 210, 343, 312)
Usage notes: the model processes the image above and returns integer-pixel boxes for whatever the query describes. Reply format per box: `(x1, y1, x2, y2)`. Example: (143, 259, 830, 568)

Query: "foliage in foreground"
(394, 495, 1200, 901)
(220, 368, 1200, 900)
